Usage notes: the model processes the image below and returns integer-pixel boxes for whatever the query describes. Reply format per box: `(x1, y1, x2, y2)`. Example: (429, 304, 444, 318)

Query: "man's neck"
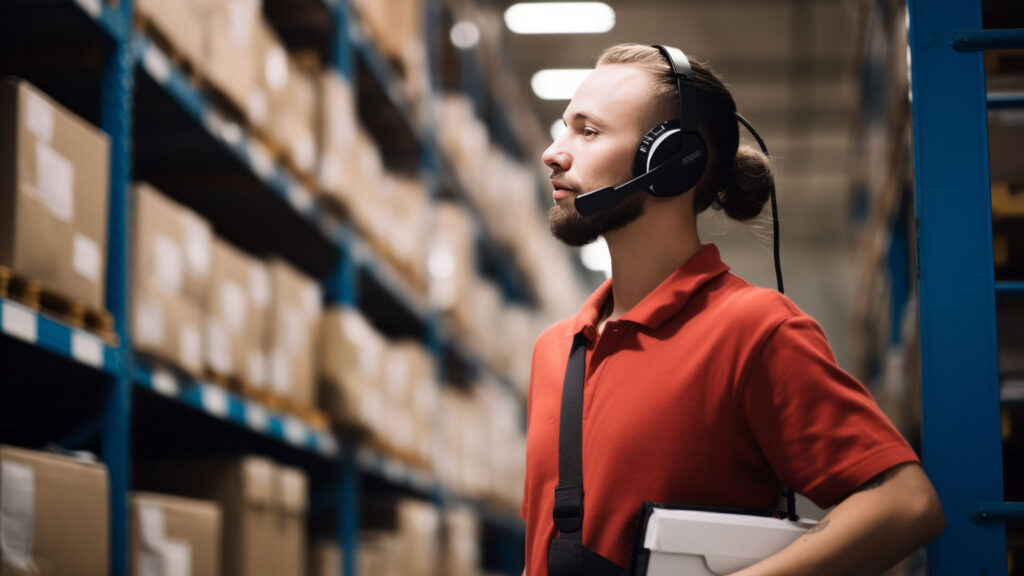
(598, 198, 701, 331)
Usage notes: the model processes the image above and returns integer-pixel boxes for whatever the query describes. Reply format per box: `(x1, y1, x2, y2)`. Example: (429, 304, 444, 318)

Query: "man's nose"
(542, 138, 571, 172)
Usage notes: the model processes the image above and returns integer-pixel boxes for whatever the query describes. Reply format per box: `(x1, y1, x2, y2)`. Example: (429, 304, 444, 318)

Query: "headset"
(573, 44, 784, 293)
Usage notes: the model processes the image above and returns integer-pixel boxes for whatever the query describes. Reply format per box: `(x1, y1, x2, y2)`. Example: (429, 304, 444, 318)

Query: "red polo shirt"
(521, 244, 918, 574)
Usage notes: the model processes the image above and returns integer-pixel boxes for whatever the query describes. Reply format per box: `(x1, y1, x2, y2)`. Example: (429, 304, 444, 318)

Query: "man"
(520, 44, 944, 575)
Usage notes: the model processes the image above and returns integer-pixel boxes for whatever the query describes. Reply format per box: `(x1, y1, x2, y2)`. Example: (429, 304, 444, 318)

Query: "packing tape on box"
(153, 234, 184, 296)
(181, 214, 211, 280)
(249, 264, 270, 309)
(25, 91, 54, 144)
(34, 140, 75, 224)
(220, 280, 247, 333)
(1, 461, 35, 572)
(136, 297, 166, 347)
(73, 233, 102, 283)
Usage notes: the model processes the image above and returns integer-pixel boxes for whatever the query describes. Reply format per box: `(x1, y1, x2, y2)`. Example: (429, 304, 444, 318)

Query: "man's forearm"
(728, 463, 944, 576)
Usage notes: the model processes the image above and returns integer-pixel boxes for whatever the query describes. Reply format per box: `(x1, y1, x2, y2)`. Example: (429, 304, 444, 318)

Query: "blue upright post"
(98, 2, 135, 576)
(906, 1, 1005, 573)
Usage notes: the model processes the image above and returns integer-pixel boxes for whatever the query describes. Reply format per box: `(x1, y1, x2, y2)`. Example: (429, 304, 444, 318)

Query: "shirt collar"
(568, 243, 730, 338)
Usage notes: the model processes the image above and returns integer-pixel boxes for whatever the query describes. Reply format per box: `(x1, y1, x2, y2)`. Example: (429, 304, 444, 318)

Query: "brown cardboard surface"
(207, 239, 266, 383)
(136, 0, 206, 69)
(0, 78, 109, 311)
(443, 507, 481, 576)
(266, 259, 321, 408)
(135, 457, 276, 576)
(205, 0, 259, 113)
(319, 307, 386, 430)
(133, 287, 205, 376)
(309, 539, 342, 576)
(0, 445, 109, 576)
(130, 492, 222, 576)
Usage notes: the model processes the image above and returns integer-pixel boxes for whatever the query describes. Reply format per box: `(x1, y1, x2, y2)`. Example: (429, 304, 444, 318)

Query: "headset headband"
(652, 44, 699, 135)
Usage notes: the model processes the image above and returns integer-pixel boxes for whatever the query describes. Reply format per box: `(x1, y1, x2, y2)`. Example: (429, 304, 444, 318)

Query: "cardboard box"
(443, 507, 481, 576)
(131, 492, 221, 576)
(364, 498, 440, 576)
(358, 531, 399, 576)
(205, 0, 260, 114)
(319, 307, 386, 430)
(266, 259, 321, 408)
(134, 288, 205, 376)
(206, 239, 269, 386)
(0, 445, 109, 576)
(136, 457, 305, 576)
(0, 78, 110, 311)
(428, 202, 475, 311)
(309, 539, 342, 576)
(317, 71, 357, 201)
(136, 0, 207, 70)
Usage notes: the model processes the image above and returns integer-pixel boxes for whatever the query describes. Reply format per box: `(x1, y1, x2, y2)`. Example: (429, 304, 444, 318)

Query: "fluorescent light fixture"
(531, 68, 592, 100)
(450, 20, 480, 49)
(550, 119, 568, 141)
(504, 2, 615, 34)
(580, 237, 612, 278)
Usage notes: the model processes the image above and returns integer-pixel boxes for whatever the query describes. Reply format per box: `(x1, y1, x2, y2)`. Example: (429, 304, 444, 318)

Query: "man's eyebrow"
(564, 111, 607, 126)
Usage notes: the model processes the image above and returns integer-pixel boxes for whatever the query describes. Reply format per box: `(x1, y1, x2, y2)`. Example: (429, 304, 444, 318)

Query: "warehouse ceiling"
(481, 0, 862, 243)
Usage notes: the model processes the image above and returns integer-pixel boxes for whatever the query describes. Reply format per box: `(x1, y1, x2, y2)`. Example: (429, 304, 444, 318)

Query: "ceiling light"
(450, 20, 480, 49)
(550, 119, 567, 141)
(531, 68, 592, 100)
(504, 2, 615, 34)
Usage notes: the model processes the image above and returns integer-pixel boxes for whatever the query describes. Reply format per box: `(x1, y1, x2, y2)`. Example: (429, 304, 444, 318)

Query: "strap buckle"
(553, 484, 584, 533)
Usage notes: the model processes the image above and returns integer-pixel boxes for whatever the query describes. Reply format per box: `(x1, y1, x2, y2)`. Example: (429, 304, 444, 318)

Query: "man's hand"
(729, 463, 944, 576)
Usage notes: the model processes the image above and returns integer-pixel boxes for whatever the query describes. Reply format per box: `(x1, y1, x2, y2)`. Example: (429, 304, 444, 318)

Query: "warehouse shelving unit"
(0, 0, 532, 574)
(906, 0, 1024, 573)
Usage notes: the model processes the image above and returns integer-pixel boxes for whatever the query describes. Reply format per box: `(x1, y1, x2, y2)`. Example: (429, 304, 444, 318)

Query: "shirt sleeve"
(740, 314, 920, 509)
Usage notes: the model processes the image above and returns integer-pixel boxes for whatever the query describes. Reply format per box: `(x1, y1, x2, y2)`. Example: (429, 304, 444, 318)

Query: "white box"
(639, 508, 816, 575)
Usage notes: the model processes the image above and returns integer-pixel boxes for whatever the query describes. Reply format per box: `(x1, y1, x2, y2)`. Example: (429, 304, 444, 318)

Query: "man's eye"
(582, 128, 597, 138)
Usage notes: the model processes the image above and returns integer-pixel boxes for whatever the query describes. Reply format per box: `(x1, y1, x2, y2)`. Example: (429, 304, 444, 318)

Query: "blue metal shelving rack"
(0, 0, 528, 574)
(907, 0, 1024, 572)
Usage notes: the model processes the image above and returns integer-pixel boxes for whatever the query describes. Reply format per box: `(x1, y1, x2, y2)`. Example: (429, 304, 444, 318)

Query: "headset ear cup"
(674, 132, 708, 194)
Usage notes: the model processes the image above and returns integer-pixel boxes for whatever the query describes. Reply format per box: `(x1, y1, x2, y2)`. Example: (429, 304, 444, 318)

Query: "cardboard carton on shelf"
(0, 445, 109, 576)
(136, 456, 306, 576)
(206, 239, 269, 389)
(0, 78, 110, 313)
(363, 498, 441, 576)
(319, 306, 386, 432)
(443, 506, 482, 576)
(204, 0, 260, 116)
(309, 539, 343, 576)
(130, 492, 222, 576)
(135, 0, 207, 72)
(265, 258, 321, 409)
(316, 71, 358, 208)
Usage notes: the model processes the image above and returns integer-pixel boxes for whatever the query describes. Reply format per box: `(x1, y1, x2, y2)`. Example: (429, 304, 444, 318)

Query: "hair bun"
(717, 145, 774, 221)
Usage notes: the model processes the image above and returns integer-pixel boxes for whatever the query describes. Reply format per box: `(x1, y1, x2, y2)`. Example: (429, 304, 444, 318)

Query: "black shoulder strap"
(549, 332, 587, 575)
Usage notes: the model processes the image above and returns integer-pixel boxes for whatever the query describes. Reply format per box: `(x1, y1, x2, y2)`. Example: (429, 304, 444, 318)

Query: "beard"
(549, 189, 646, 247)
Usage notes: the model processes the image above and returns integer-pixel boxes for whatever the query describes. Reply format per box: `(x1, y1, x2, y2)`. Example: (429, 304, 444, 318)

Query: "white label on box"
(248, 264, 270, 309)
(288, 182, 313, 213)
(2, 302, 38, 344)
(181, 214, 211, 279)
(139, 503, 166, 548)
(25, 91, 54, 143)
(71, 330, 104, 368)
(246, 351, 266, 388)
(161, 539, 192, 576)
(220, 280, 247, 332)
(204, 320, 231, 374)
(35, 141, 75, 224)
(140, 552, 162, 576)
(269, 349, 291, 395)
(284, 417, 306, 446)
(0, 461, 35, 570)
(202, 385, 229, 417)
(143, 45, 172, 84)
(179, 323, 201, 372)
(246, 403, 268, 431)
(152, 369, 179, 397)
(152, 234, 184, 296)
(318, 155, 341, 191)
(264, 45, 289, 90)
(247, 141, 273, 180)
(281, 308, 304, 352)
(220, 121, 242, 146)
(135, 297, 164, 347)
(340, 312, 369, 343)
(301, 284, 320, 317)
(247, 90, 268, 125)
(72, 233, 102, 283)
(75, 0, 101, 18)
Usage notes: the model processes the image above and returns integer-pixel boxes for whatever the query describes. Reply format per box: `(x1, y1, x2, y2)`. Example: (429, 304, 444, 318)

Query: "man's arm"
(730, 463, 944, 576)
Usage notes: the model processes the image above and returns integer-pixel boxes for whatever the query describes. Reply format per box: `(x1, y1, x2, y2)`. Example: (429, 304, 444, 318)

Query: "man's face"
(543, 64, 658, 246)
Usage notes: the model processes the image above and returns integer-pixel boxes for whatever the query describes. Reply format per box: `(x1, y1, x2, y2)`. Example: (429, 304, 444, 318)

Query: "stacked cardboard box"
(265, 259, 322, 409)
(316, 71, 358, 209)
(359, 531, 399, 576)
(443, 506, 482, 576)
(385, 174, 430, 290)
(205, 239, 269, 387)
(380, 339, 436, 464)
(0, 78, 110, 313)
(320, 306, 387, 432)
(205, 0, 261, 115)
(309, 539, 343, 576)
(137, 456, 307, 576)
(135, 0, 207, 70)
(130, 492, 221, 576)
(364, 498, 441, 576)
(132, 183, 211, 376)
(428, 201, 476, 312)
(0, 446, 109, 576)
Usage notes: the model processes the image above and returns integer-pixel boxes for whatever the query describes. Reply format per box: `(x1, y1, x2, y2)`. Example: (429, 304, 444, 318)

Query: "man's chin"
(548, 191, 645, 247)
